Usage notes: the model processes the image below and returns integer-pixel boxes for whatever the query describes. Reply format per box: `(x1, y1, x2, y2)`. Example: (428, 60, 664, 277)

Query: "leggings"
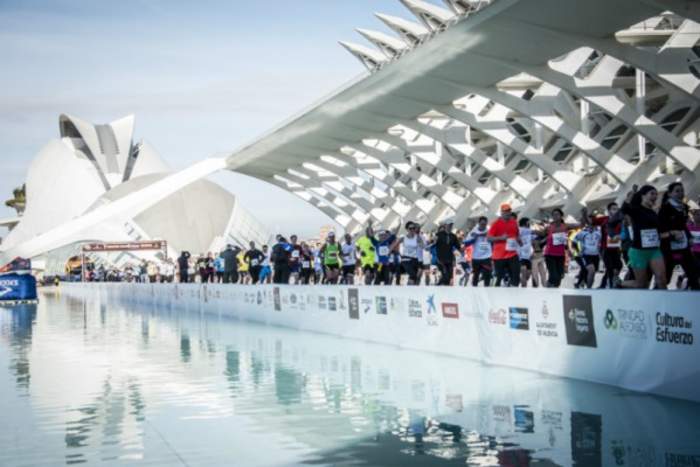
(437, 261, 454, 286)
(471, 258, 492, 286)
(545, 255, 565, 288)
(494, 256, 520, 287)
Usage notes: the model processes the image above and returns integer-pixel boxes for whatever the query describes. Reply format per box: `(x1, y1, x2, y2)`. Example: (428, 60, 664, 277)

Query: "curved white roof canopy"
(399, 0, 455, 30)
(355, 28, 409, 58)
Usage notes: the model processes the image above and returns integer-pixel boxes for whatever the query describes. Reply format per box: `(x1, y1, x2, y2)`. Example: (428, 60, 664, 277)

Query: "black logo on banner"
(571, 412, 602, 467)
(348, 289, 359, 320)
(273, 287, 281, 311)
(563, 295, 597, 348)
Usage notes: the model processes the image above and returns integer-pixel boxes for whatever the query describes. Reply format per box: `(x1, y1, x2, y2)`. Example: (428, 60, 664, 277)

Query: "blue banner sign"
(0, 274, 37, 301)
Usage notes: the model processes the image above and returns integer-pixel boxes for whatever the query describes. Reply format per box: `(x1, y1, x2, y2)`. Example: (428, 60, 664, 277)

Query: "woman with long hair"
(621, 185, 667, 289)
(659, 182, 699, 289)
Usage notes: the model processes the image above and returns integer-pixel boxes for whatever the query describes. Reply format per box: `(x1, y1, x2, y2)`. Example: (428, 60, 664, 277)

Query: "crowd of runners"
(173, 182, 699, 290)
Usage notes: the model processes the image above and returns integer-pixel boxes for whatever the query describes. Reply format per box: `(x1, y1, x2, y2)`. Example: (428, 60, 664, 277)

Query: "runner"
(340, 233, 357, 284)
(271, 236, 292, 284)
(518, 217, 534, 287)
(299, 242, 315, 284)
(466, 216, 492, 287)
(374, 228, 398, 285)
(393, 221, 425, 286)
(659, 182, 699, 290)
(488, 204, 521, 287)
(288, 235, 303, 284)
(237, 249, 249, 284)
(543, 208, 569, 288)
(244, 241, 265, 284)
(259, 244, 272, 284)
(320, 232, 342, 284)
(433, 218, 461, 286)
(574, 212, 602, 289)
(621, 185, 667, 289)
(356, 224, 378, 285)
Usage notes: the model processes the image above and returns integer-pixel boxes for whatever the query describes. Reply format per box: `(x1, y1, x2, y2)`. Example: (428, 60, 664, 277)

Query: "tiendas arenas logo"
(656, 312, 694, 345)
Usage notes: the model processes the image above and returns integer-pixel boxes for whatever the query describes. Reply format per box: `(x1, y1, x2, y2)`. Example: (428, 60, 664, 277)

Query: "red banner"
(82, 241, 166, 252)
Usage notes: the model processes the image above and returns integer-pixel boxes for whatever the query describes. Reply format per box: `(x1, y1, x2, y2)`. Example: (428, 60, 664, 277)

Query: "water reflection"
(0, 293, 699, 466)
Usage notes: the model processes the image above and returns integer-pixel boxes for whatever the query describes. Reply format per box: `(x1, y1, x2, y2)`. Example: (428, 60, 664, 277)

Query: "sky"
(0, 0, 413, 238)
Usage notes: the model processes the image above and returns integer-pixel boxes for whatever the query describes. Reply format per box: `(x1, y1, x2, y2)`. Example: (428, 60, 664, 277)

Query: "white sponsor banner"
(60, 283, 700, 403)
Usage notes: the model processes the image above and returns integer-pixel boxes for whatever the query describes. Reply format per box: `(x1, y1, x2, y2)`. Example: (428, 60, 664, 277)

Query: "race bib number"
(670, 232, 688, 250)
(584, 235, 599, 251)
(302, 261, 310, 268)
(640, 229, 660, 248)
(292, 250, 300, 258)
(379, 246, 389, 256)
(506, 238, 519, 252)
(476, 242, 491, 257)
(552, 232, 567, 246)
(251, 259, 259, 267)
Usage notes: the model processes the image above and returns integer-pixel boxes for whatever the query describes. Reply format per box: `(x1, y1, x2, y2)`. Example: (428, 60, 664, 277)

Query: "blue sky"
(0, 0, 412, 237)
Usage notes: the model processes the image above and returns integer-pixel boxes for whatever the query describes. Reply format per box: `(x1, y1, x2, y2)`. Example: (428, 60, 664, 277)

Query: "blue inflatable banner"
(0, 274, 37, 301)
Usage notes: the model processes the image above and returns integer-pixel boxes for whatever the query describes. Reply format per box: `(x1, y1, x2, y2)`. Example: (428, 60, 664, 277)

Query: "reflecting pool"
(1, 292, 699, 466)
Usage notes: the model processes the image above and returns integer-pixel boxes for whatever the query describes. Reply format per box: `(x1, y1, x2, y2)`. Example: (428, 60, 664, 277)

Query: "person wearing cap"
(487, 203, 521, 287)
(433, 217, 461, 286)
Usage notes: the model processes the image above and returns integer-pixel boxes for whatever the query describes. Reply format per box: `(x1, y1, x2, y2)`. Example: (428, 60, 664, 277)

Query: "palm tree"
(4, 184, 26, 215)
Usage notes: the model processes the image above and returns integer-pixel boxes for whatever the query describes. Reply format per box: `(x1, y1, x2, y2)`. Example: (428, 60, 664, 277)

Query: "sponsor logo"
(488, 308, 507, 325)
(273, 287, 281, 311)
(492, 405, 512, 424)
(390, 297, 404, 312)
(656, 313, 694, 346)
(408, 299, 422, 318)
(536, 301, 559, 339)
(563, 295, 597, 348)
(441, 302, 459, 319)
(328, 296, 337, 312)
(338, 293, 346, 311)
(604, 308, 648, 340)
(375, 296, 387, 315)
(348, 289, 360, 320)
(290, 294, 297, 305)
(542, 410, 563, 429)
(426, 294, 436, 314)
(509, 307, 529, 330)
(514, 406, 534, 433)
(318, 295, 327, 311)
(426, 295, 438, 326)
(610, 441, 655, 467)
(256, 291, 262, 305)
(361, 298, 372, 314)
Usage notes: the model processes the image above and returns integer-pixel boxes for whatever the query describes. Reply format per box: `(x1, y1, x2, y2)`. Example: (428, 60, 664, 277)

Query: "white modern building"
(1, 0, 699, 264)
(0, 114, 271, 272)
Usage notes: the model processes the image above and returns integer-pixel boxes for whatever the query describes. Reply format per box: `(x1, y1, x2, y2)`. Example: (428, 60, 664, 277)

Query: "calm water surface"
(1, 291, 699, 467)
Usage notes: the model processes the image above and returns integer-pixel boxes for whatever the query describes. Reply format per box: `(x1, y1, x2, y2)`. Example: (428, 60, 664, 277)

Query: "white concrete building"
(1, 114, 271, 271)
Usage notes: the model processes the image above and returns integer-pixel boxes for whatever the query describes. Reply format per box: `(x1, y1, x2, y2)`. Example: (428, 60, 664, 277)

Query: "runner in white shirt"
(340, 233, 357, 284)
(574, 219, 602, 289)
(391, 221, 425, 285)
(518, 218, 534, 287)
(465, 216, 492, 286)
